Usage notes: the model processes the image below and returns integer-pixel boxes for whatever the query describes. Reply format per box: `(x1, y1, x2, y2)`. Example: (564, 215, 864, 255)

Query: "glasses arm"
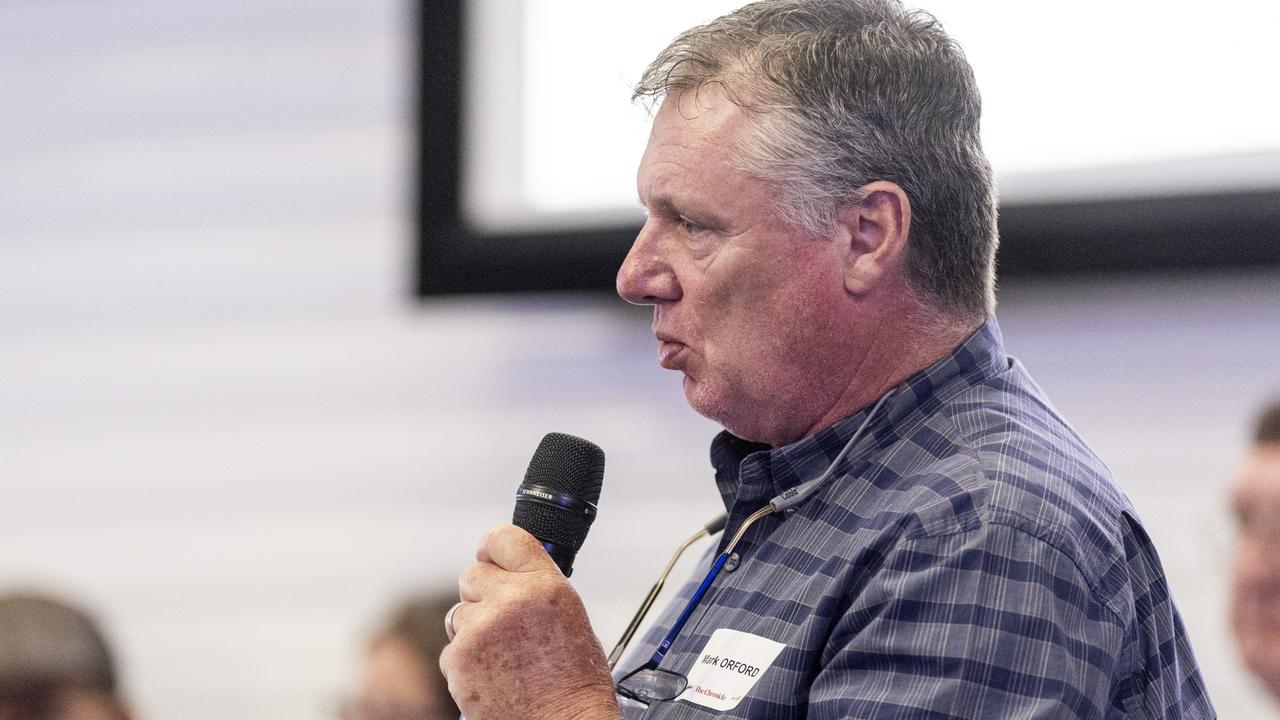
(607, 513, 727, 668)
(646, 504, 775, 668)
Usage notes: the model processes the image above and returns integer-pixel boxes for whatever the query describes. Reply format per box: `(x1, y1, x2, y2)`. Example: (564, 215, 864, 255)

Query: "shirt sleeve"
(807, 521, 1126, 719)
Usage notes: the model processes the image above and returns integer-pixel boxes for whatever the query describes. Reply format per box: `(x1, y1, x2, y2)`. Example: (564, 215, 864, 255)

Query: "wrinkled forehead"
(637, 85, 751, 189)
(651, 73, 783, 159)
(654, 83, 752, 139)
(1234, 444, 1280, 503)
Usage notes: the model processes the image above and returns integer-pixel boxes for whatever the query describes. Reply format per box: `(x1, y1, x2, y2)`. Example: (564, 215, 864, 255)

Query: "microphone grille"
(521, 432, 604, 505)
(513, 433, 605, 575)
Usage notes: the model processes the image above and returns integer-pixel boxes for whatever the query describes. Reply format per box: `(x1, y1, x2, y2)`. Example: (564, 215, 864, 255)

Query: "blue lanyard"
(642, 389, 894, 669)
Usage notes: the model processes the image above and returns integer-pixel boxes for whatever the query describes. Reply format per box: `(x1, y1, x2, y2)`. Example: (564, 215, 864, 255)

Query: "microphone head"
(513, 432, 605, 577)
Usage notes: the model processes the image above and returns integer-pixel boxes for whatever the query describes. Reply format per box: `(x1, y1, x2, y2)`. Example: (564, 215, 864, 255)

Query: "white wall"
(1, 1, 1278, 718)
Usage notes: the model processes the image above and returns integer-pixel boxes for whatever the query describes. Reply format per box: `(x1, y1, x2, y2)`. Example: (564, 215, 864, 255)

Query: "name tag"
(678, 628, 786, 711)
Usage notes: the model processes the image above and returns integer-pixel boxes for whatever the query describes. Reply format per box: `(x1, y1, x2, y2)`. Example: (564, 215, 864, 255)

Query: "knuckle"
(459, 562, 483, 588)
(438, 642, 457, 675)
(484, 522, 519, 545)
(541, 571, 574, 598)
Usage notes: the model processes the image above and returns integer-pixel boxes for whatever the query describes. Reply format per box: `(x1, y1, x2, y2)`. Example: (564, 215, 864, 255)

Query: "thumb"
(476, 523, 561, 574)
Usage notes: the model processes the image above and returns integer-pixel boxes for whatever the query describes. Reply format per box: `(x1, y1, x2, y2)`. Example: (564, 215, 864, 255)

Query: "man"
(439, 1, 1214, 718)
(1231, 399, 1280, 703)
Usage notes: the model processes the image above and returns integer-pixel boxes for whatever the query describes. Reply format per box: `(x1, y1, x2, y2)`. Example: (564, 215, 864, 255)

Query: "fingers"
(450, 524, 565, 642)
(438, 630, 459, 680)
(458, 560, 502, 603)
(476, 523, 560, 574)
(442, 524, 618, 719)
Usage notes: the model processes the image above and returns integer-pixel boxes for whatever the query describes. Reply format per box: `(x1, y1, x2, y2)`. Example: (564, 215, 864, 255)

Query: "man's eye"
(677, 217, 706, 234)
(1235, 503, 1280, 535)
(1235, 505, 1254, 532)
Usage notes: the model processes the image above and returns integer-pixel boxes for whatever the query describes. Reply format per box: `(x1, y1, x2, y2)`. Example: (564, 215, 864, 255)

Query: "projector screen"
(461, 0, 1280, 234)
(415, 1, 1280, 295)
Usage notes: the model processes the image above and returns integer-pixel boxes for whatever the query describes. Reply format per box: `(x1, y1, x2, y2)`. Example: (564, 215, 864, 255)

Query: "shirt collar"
(709, 317, 1010, 512)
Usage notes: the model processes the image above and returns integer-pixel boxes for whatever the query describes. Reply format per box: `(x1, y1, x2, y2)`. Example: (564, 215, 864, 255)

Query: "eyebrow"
(644, 197, 678, 216)
(642, 194, 728, 228)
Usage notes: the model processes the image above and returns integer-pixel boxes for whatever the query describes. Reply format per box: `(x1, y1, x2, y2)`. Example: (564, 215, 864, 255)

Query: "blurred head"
(0, 687, 131, 720)
(618, 0, 993, 445)
(0, 592, 130, 720)
(1231, 399, 1280, 700)
(341, 594, 458, 720)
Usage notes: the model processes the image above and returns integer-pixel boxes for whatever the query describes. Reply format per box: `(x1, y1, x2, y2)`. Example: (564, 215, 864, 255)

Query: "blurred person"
(339, 593, 458, 720)
(1231, 398, 1280, 702)
(0, 687, 130, 720)
(0, 591, 131, 720)
(439, 1, 1213, 718)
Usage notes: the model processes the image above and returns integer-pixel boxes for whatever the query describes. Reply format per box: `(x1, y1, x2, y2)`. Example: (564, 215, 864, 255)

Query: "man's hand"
(439, 523, 621, 720)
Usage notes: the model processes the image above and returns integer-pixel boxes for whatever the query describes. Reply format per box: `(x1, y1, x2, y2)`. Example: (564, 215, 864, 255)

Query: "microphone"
(512, 432, 605, 577)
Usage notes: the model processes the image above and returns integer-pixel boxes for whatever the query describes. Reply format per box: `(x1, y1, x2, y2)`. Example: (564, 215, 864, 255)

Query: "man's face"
(1231, 442, 1280, 699)
(617, 87, 851, 446)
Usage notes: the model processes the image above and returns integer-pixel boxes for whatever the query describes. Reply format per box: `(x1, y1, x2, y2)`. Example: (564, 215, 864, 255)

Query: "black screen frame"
(416, 1, 1280, 297)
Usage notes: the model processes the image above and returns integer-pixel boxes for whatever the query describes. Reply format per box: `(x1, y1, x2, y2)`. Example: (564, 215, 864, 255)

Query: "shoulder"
(831, 359, 1143, 612)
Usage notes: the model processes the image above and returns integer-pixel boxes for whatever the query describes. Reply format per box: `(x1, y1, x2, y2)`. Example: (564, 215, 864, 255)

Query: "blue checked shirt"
(618, 318, 1213, 719)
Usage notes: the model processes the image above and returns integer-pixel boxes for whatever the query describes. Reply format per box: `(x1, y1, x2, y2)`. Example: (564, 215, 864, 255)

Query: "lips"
(658, 340, 686, 368)
(654, 332, 687, 369)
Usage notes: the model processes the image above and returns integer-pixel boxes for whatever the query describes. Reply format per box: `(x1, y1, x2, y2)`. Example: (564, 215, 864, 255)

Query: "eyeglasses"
(612, 505, 775, 710)
(616, 665, 691, 706)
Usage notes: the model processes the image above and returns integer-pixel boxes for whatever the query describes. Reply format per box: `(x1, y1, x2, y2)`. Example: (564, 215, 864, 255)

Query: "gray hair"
(634, 0, 998, 321)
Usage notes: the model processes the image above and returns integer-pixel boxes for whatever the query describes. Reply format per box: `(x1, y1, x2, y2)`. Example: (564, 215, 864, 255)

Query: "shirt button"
(724, 552, 741, 572)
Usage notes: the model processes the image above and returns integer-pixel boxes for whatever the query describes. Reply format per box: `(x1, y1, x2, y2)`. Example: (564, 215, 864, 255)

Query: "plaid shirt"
(619, 318, 1214, 719)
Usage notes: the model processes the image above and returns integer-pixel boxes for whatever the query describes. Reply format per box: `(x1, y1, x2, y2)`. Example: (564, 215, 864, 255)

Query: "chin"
(685, 377, 735, 430)
(1244, 646, 1280, 686)
(683, 378, 774, 444)
(684, 378, 721, 421)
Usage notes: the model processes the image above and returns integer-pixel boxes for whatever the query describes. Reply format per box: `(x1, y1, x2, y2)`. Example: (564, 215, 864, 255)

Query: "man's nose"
(616, 222, 680, 305)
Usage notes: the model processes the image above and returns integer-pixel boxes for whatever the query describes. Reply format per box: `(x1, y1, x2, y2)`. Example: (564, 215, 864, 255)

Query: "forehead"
(637, 87, 752, 196)
(657, 85, 746, 139)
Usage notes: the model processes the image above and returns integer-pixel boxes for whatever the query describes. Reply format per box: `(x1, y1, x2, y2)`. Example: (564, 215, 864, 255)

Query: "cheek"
(1233, 543, 1280, 627)
(1234, 538, 1280, 585)
(687, 274, 758, 359)
(688, 241, 842, 384)
(701, 250, 828, 332)
(695, 290, 781, 377)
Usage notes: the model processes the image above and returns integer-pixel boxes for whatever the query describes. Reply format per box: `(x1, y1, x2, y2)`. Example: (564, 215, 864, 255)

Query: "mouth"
(654, 332, 687, 369)
(658, 340, 686, 369)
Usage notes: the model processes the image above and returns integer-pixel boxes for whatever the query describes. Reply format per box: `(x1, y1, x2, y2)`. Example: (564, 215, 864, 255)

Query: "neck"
(788, 298, 979, 446)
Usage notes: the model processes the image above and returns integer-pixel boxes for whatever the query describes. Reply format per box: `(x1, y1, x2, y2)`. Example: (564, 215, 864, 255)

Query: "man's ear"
(835, 180, 911, 296)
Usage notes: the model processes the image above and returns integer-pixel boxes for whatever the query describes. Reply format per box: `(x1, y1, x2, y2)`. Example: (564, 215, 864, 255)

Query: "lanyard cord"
(769, 388, 894, 513)
(644, 388, 895, 668)
(646, 503, 775, 667)
(607, 513, 728, 669)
